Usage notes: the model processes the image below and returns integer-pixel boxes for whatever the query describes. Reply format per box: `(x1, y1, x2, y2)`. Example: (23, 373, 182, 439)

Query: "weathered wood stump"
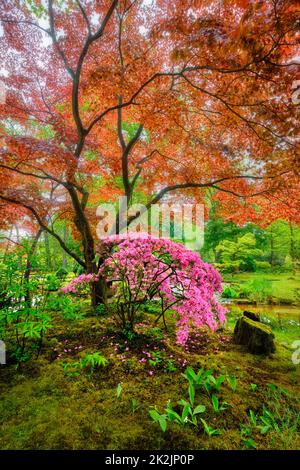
(233, 314, 275, 355)
(243, 310, 260, 322)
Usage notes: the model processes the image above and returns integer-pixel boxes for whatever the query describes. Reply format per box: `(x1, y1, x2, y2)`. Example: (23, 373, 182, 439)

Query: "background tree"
(216, 233, 263, 273)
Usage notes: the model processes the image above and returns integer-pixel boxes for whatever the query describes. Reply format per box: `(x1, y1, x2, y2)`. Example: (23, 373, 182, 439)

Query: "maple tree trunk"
(83, 241, 108, 308)
(68, 187, 108, 307)
(91, 277, 107, 308)
(83, 245, 107, 308)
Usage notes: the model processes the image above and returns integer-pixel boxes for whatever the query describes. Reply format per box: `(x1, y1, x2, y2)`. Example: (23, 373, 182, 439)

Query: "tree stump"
(243, 310, 260, 322)
(233, 315, 275, 355)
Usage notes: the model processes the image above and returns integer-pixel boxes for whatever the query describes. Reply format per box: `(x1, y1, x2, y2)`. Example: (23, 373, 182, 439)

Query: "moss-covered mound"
(234, 316, 275, 355)
(0, 307, 299, 450)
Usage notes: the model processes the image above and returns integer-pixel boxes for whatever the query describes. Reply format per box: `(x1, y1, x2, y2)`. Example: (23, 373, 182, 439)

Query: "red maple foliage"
(0, 0, 299, 303)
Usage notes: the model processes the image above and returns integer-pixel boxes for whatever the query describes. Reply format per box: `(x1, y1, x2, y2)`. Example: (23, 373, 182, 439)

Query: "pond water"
(226, 301, 300, 324)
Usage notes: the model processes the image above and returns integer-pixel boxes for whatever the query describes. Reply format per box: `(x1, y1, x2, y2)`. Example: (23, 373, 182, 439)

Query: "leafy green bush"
(216, 233, 262, 273)
(221, 286, 240, 299)
(45, 274, 60, 291)
(61, 352, 108, 378)
(241, 278, 273, 303)
(149, 367, 229, 434)
(0, 250, 53, 365)
(95, 303, 107, 315)
(55, 267, 69, 279)
(255, 261, 272, 272)
(46, 294, 84, 321)
(182, 366, 227, 394)
(240, 256, 257, 272)
(1, 305, 53, 366)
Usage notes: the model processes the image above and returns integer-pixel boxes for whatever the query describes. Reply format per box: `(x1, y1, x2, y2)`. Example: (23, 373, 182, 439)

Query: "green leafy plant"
(242, 438, 257, 449)
(182, 366, 226, 394)
(45, 273, 60, 291)
(257, 407, 279, 434)
(211, 394, 229, 413)
(221, 286, 239, 299)
(149, 398, 206, 432)
(117, 382, 123, 398)
(148, 351, 163, 368)
(149, 408, 167, 432)
(131, 398, 139, 413)
(149, 369, 208, 432)
(61, 352, 108, 378)
(80, 352, 108, 371)
(146, 351, 177, 373)
(167, 400, 206, 427)
(122, 323, 137, 342)
(227, 375, 237, 391)
(200, 418, 222, 437)
(61, 361, 81, 378)
(95, 304, 107, 315)
(165, 359, 177, 373)
(249, 409, 257, 427)
(10, 347, 31, 366)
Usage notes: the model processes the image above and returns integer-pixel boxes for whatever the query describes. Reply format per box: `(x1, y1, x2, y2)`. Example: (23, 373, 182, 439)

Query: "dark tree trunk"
(68, 186, 107, 306)
(91, 277, 107, 308)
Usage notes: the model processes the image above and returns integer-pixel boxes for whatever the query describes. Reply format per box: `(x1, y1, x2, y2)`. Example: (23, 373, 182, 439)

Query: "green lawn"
(223, 272, 300, 304)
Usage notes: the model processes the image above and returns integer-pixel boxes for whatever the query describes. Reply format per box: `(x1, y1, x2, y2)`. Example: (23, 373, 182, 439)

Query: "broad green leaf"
(212, 394, 219, 412)
(193, 405, 206, 415)
(188, 383, 195, 406)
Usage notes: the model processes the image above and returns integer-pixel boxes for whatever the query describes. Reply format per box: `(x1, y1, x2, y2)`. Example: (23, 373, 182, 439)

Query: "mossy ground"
(0, 304, 299, 450)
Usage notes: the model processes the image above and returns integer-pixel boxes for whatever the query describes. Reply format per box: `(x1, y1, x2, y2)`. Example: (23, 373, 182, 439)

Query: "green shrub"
(221, 286, 239, 299)
(241, 278, 273, 303)
(45, 274, 60, 291)
(255, 261, 271, 272)
(61, 352, 108, 378)
(55, 267, 69, 279)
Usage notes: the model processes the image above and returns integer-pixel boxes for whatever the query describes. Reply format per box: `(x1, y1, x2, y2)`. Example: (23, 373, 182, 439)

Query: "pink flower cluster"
(61, 273, 96, 294)
(63, 233, 227, 345)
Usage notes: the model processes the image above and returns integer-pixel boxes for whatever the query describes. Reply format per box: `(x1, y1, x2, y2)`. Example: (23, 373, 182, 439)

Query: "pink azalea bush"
(62, 234, 227, 345)
(61, 273, 95, 294)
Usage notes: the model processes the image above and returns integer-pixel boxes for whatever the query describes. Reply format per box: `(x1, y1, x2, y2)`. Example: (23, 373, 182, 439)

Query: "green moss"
(234, 316, 275, 354)
(0, 310, 299, 450)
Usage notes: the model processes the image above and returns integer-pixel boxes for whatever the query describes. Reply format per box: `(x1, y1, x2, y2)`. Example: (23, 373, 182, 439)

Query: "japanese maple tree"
(0, 0, 299, 304)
